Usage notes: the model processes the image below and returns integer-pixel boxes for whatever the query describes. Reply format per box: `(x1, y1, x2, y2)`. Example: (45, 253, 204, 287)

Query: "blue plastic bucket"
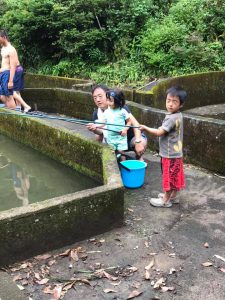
(120, 160, 147, 188)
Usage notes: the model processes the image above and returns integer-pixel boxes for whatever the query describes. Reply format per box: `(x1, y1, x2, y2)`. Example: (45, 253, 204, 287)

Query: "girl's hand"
(120, 129, 127, 136)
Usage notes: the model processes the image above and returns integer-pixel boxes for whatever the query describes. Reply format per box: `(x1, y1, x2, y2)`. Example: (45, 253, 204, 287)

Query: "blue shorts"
(13, 65, 24, 91)
(0, 70, 13, 96)
(0, 66, 24, 96)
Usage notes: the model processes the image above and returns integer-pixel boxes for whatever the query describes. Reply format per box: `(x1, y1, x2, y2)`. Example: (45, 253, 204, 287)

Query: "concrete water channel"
(0, 134, 99, 211)
(0, 72, 224, 299)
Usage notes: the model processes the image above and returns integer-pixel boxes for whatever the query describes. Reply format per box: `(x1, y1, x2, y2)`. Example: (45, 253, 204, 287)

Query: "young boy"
(140, 86, 187, 207)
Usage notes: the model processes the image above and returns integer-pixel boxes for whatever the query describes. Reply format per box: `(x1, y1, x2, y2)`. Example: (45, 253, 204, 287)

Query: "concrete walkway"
(1, 116, 225, 300)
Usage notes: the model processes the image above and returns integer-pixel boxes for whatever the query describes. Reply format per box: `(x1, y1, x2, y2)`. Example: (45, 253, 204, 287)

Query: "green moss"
(25, 73, 91, 89)
(0, 111, 103, 182)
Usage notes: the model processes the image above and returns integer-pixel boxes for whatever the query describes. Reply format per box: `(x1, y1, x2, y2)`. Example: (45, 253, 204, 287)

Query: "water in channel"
(0, 135, 100, 212)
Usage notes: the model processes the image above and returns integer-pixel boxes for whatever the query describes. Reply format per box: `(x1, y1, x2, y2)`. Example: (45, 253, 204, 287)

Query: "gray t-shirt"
(159, 112, 183, 158)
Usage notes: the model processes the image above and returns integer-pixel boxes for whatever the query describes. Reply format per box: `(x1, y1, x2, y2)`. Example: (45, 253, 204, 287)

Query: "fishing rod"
(0, 110, 141, 130)
(0, 111, 121, 133)
(26, 111, 121, 133)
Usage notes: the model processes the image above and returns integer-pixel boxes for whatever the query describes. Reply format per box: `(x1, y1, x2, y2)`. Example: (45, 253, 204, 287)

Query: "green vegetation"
(1, 0, 224, 86)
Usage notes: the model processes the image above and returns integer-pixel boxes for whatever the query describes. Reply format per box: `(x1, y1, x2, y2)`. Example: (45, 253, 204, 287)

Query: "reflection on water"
(11, 163, 30, 206)
(0, 135, 100, 212)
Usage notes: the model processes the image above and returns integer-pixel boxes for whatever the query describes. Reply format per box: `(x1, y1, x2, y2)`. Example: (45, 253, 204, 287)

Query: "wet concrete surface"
(1, 117, 225, 300)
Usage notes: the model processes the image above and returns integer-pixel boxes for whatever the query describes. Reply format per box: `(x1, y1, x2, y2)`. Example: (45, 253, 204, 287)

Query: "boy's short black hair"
(106, 89, 125, 108)
(91, 84, 109, 95)
(166, 86, 187, 104)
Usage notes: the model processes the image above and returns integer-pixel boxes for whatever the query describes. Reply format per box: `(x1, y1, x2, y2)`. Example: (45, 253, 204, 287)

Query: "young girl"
(140, 86, 187, 207)
(96, 89, 131, 160)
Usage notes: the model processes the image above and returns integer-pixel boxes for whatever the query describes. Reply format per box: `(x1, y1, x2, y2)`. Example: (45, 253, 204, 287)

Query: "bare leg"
(13, 91, 31, 111)
(0, 96, 5, 103)
(162, 190, 177, 203)
(3, 95, 16, 108)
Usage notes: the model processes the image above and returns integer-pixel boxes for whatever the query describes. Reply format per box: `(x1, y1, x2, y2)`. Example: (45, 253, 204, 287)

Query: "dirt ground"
(4, 153, 225, 300)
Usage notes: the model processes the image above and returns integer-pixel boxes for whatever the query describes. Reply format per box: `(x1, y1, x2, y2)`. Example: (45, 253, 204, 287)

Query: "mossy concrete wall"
(25, 73, 91, 89)
(0, 111, 124, 266)
(134, 71, 225, 109)
(22, 88, 95, 120)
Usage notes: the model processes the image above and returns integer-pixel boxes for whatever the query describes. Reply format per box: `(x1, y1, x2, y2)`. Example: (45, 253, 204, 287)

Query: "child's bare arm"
(120, 117, 131, 136)
(139, 124, 166, 136)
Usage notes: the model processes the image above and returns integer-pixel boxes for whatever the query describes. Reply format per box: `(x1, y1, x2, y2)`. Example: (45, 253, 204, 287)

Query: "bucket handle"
(120, 163, 131, 172)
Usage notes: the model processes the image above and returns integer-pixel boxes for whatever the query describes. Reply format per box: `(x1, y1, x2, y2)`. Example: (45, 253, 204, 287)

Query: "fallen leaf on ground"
(169, 253, 176, 257)
(169, 268, 176, 274)
(43, 286, 55, 294)
(62, 281, 76, 292)
(48, 260, 56, 266)
(11, 263, 31, 271)
(145, 270, 150, 280)
(58, 249, 71, 257)
(104, 288, 117, 293)
(13, 274, 23, 281)
(161, 286, 175, 292)
(34, 272, 41, 280)
(35, 254, 52, 260)
(145, 259, 154, 270)
(153, 277, 165, 289)
(144, 241, 149, 248)
(127, 266, 138, 272)
(219, 268, 225, 273)
(95, 269, 118, 281)
(36, 278, 49, 285)
(110, 281, 121, 286)
(53, 285, 62, 300)
(127, 290, 143, 299)
(201, 262, 213, 267)
(203, 242, 209, 248)
(70, 249, 79, 261)
(214, 255, 225, 262)
(131, 282, 141, 289)
(17, 284, 25, 290)
(127, 208, 134, 212)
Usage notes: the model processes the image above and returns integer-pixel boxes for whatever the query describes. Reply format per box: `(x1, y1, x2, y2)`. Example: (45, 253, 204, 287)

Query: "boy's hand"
(139, 125, 147, 132)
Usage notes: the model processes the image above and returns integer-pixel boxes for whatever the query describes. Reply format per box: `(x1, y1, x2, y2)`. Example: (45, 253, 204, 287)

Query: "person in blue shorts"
(0, 29, 31, 112)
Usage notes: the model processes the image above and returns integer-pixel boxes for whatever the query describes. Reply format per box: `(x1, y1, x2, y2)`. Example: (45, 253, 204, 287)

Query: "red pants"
(161, 157, 185, 192)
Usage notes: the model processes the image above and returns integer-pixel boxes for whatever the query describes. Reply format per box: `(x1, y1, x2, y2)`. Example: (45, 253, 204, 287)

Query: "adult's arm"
(129, 114, 146, 155)
(86, 109, 104, 138)
(8, 48, 17, 89)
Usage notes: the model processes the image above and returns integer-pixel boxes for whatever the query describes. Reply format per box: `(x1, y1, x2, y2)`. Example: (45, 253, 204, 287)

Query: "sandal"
(149, 197, 172, 208)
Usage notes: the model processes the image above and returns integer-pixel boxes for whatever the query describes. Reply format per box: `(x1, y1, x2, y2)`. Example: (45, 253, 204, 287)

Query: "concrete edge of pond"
(0, 109, 124, 266)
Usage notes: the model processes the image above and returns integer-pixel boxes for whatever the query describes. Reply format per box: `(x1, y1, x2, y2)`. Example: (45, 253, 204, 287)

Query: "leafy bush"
(141, 0, 225, 76)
